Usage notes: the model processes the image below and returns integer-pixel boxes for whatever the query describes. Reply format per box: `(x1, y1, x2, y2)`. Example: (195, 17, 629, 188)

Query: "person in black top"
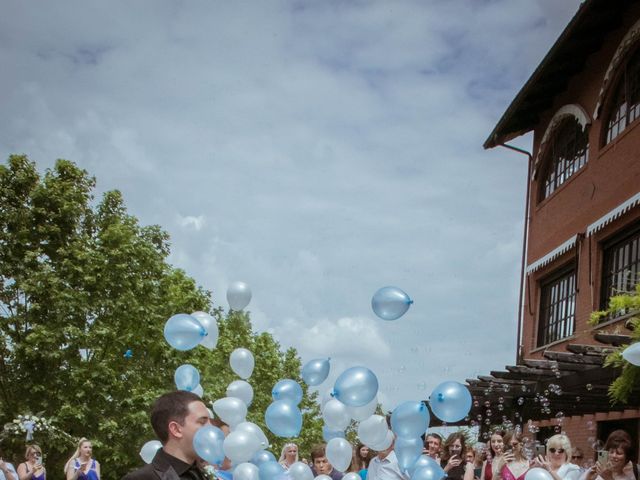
(122, 391, 210, 480)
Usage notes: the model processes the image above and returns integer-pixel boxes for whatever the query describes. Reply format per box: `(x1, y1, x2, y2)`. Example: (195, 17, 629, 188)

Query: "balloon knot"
(438, 393, 444, 401)
(408, 299, 414, 305)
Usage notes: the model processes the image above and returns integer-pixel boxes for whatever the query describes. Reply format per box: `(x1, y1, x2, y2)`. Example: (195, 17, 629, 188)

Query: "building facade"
(479, 0, 640, 461)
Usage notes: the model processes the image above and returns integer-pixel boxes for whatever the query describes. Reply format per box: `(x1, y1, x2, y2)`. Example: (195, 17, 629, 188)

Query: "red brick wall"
(521, 2, 640, 359)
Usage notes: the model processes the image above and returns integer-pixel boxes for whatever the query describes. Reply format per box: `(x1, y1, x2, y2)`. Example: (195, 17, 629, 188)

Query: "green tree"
(0, 155, 322, 479)
(590, 284, 640, 403)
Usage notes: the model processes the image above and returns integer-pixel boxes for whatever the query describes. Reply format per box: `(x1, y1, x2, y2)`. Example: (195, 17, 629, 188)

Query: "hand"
(445, 455, 462, 472)
(503, 452, 516, 463)
(595, 462, 613, 480)
(0, 459, 8, 473)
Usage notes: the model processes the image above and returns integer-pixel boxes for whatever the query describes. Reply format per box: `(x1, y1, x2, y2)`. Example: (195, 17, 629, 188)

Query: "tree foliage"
(590, 284, 640, 403)
(0, 155, 321, 479)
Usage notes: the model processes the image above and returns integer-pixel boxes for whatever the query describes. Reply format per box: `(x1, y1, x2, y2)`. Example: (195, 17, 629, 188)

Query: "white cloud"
(0, 0, 582, 409)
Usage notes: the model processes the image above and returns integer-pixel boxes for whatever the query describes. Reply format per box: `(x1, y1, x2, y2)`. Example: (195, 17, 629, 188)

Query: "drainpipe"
(498, 143, 533, 365)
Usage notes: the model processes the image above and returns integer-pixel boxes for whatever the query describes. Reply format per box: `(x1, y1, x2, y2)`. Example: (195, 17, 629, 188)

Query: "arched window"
(605, 47, 640, 144)
(541, 117, 589, 200)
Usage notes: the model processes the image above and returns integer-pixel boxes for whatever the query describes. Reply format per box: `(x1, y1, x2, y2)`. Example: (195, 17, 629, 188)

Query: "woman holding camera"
(481, 431, 505, 480)
(17, 445, 45, 480)
(532, 434, 580, 480)
(492, 431, 529, 480)
(583, 430, 638, 480)
(441, 432, 474, 480)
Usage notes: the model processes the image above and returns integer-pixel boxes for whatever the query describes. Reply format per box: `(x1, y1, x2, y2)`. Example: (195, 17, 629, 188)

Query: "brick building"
(471, 0, 640, 461)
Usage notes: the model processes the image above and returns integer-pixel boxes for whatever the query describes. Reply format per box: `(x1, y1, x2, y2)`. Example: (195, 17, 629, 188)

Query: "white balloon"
(369, 430, 394, 451)
(347, 395, 378, 421)
(191, 311, 219, 350)
(289, 462, 314, 480)
(234, 422, 269, 449)
(231, 348, 255, 379)
(343, 474, 362, 480)
(193, 384, 204, 398)
(525, 468, 554, 480)
(234, 463, 260, 480)
(326, 438, 352, 472)
(323, 399, 351, 431)
(139, 440, 162, 464)
(357, 414, 389, 447)
(622, 342, 640, 366)
(227, 380, 254, 406)
(224, 430, 263, 464)
(315, 476, 333, 480)
(212, 397, 247, 427)
(227, 281, 252, 310)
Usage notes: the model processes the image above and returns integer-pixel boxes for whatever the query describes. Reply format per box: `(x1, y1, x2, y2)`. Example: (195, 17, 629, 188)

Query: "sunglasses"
(548, 448, 565, 454)
(572, 456, 583, 460)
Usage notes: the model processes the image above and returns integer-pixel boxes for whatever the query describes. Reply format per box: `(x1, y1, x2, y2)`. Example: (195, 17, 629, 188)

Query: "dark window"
(538, 267, 576, 347)
(600, 224, 640, 310)
(542, 117, 589, 199)
(605, 48, 640, 144)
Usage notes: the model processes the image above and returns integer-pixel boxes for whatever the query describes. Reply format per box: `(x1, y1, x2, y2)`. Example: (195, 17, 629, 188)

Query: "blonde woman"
(64, 438, 100, 480)
(17, 445, 45, 480)
(279, 443, 299, 471)
(533, 434, 580, 480)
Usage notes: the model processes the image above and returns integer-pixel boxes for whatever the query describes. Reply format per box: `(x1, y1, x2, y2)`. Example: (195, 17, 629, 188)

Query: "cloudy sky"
(1, 0, 583, 411)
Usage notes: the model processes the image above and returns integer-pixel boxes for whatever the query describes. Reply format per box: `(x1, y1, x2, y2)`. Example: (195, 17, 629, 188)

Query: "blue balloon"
(164, 313, 207, 351)
(265, 400, 302, 437)
(322, 425, 346, 442)
(174, 364, 200, 391)
(333, 366, 378, 407)
(251, 449, 276, 466)
(272, 379, 303, 405)
(371, 286, 413, 321)
(429, 381, 472, 423)
(391, 401, 430, 438)
(193, 425, 225, 464)
(412, 464, 446, 480)
(301, 358, 331, 386)
(408, 456, 444, 478)
(395, 437, 423, 472)
(258, 460, 285, 480)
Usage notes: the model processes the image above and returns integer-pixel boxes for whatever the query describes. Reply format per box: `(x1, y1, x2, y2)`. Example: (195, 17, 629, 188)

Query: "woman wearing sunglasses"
(533, 434, 580, 480)
(17, 445, 45, 480)
(492, 431, 529, 480)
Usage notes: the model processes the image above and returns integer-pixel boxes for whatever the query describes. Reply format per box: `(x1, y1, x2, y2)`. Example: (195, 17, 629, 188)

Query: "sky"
(0, 0, 584, 412)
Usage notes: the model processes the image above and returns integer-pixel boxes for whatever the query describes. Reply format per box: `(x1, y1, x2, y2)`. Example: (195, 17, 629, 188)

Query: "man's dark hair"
(310, 444, 327, 462)
(151, 390, 202, 443)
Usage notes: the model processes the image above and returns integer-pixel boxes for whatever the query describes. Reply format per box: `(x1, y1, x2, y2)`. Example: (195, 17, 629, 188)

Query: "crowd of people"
(0, 438, 101, 480)
(1, 391, 638, 480)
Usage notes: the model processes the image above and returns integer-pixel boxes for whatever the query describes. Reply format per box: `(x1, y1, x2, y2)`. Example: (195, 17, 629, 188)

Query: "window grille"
(538, 268, 576, 347)
(605, 48, 640, 144)
(542, 118, 588, 199)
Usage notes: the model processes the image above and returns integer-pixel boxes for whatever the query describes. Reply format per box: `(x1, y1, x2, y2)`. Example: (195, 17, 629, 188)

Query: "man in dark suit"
(122, 390, 210, 480)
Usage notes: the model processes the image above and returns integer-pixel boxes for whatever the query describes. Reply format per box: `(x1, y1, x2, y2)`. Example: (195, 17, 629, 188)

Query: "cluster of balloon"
(301, 358, 331, 386)
(227, 281, 252, 311)
(265, 379, 304, 438)
(391, 401, 430, 471)
(371, 286, 413, 321)
(429, 381, 472, 423)
(622, 342, 640, 366)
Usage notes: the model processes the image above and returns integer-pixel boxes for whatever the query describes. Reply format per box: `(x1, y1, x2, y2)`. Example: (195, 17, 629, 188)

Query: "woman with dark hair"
(350, 444, 373, 480)
(481, 431, 505, 480)
(492, 431, 529, 480)
(584, 430, 638, 480)
(441, 432, 474, 480)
